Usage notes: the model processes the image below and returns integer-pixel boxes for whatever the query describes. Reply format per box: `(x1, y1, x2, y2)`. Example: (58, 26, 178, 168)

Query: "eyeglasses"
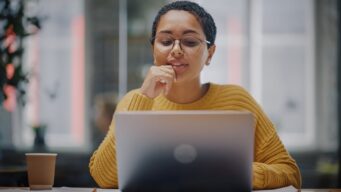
(152, 34, 210, 54)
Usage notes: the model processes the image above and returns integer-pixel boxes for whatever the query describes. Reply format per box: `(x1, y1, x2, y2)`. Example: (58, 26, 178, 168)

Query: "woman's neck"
(165, 81, 208, 104)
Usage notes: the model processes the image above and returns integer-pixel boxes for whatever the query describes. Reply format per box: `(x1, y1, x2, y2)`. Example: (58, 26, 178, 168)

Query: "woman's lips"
(168, 63, 188, 74)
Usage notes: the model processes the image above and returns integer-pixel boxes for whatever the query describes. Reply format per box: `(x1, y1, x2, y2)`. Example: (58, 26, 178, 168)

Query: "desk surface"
(1, 187, 341, 192)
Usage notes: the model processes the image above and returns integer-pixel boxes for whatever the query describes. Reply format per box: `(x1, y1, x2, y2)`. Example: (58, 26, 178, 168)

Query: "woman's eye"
(182, 38, 200, 47)
(160, 39, 173, 46)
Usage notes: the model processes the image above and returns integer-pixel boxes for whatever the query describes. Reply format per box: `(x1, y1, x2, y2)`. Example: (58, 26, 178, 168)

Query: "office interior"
(0, 0, 340, 189)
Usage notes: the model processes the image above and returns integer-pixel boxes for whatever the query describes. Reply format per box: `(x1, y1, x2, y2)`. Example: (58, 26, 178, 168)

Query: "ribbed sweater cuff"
(127, 92, 154, 110)
(253, 162, 266, 189)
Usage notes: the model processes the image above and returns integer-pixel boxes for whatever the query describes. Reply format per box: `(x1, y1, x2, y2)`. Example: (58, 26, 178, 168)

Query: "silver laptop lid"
(115, 110, 255, 192)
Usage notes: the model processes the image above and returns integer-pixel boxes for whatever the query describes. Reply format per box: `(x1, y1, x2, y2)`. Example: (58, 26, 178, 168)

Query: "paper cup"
(26, 153, 57, 190)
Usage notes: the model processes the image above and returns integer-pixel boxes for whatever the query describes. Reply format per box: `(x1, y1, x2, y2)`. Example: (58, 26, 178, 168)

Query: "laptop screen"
(115, 110, 254, 192)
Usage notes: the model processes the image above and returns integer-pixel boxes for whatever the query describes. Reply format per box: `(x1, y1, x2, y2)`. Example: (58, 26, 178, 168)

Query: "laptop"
(115, 110, 255, 192)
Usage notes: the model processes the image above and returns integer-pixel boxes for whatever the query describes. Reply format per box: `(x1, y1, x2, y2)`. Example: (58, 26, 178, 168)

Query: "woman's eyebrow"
(183, 30, 199, 35)
(157, 29, 200, 35)
(158, 30, 172, 34)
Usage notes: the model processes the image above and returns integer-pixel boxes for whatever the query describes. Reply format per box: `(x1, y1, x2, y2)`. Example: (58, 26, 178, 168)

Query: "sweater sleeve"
(252, 132, 302, 189)
(89, 90, 154, 188)
(229, 86, 301, 189)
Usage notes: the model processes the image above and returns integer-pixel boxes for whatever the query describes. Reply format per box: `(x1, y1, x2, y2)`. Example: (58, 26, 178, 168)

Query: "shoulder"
(214, 83, 247, 92)
(211, 83, 252, 98)
(210, 83, 259, 109)
(115, 88, 141, 111)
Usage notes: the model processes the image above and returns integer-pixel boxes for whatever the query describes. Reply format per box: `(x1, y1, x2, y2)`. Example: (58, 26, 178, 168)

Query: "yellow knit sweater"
(89, 83, 301, 189)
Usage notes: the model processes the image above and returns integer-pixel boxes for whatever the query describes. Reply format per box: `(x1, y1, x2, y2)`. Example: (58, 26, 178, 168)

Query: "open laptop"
(115, 110, 255, 192)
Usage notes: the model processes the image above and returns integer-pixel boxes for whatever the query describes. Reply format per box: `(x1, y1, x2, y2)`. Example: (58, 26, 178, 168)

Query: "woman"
(89, 1, 301, 190)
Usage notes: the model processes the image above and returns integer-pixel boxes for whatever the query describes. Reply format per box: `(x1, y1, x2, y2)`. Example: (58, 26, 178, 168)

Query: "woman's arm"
(253, 131, 301, 189)
(89, 91, 154, 188)
(226, 85, 301, 189)
(235, 86, 301, 189)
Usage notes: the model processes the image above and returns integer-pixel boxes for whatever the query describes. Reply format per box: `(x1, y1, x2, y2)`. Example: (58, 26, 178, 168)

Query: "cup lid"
(25, 153, 57, 156)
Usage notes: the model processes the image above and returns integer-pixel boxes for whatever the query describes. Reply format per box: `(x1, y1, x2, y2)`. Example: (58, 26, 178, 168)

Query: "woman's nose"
(171, 40, 184, 57)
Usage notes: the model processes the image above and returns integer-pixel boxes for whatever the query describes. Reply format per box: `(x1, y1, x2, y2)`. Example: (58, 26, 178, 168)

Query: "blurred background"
(0, 0, 339, 188)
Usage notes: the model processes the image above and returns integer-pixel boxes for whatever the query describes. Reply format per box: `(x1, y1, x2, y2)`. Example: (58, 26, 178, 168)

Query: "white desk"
(1, 186, 339, 192)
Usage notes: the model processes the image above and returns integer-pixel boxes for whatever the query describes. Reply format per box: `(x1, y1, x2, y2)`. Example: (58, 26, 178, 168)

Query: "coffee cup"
(25, 153, 57, 190)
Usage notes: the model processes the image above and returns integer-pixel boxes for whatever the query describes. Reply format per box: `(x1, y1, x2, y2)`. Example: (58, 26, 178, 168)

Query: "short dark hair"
(150, 1, 216, 48)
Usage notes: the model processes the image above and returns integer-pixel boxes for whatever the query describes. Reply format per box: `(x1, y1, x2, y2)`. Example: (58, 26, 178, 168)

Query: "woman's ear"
(206, 44, 216, 66)
(151, 45, 157, 65)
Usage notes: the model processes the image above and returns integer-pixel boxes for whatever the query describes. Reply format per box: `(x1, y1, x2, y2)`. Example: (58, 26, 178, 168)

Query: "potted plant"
(32, 123, 47, 150)
(0, 0, 41, 108)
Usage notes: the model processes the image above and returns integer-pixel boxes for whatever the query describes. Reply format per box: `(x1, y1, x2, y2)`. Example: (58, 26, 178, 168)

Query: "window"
(199, 0, 249, 86)
(199, 0, 320, 150)
(13, 0, 87, 150)
(250, 0, 317, 150)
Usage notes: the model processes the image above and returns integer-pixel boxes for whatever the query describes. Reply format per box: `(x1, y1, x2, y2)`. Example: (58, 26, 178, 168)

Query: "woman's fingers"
(140, 65, 176, 98)
(155, 73, 173, 96)
(156, 66, 176, 95)
(158, 65, 177, 82)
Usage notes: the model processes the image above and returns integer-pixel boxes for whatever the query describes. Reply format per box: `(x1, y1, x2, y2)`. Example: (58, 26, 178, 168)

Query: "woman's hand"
(140, 65, 176, 99)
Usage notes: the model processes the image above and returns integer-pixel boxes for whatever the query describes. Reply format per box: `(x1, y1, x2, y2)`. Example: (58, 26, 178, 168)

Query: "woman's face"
(152, 10, 215, 84)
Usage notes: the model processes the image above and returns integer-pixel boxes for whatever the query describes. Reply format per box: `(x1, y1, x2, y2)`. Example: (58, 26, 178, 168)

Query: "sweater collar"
(154, 82, 218, 109)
